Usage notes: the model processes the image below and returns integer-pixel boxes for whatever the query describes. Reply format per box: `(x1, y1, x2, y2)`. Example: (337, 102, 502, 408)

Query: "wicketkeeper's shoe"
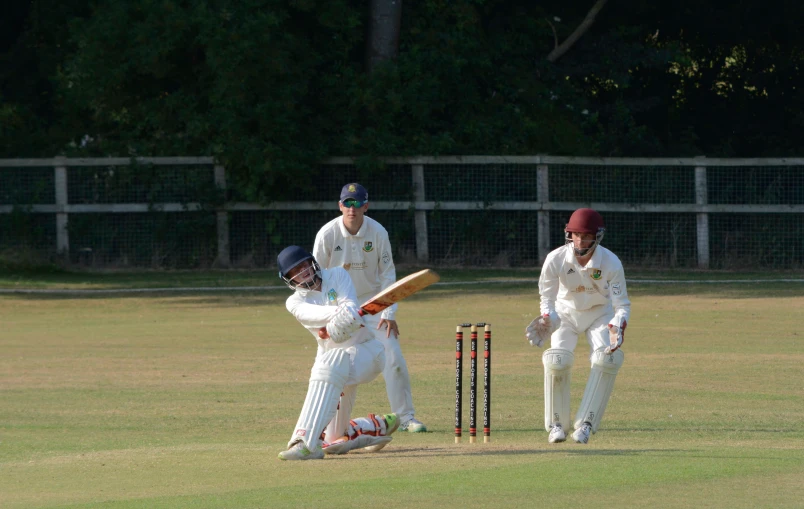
(278, 440, 325, 461)
(548, 423, 567, 443)
(572, 422, 592, 444)
(399, 417, 427, 433)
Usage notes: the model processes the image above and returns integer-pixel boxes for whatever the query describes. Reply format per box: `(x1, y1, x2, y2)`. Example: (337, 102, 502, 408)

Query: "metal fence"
(1, 156, 803, 270)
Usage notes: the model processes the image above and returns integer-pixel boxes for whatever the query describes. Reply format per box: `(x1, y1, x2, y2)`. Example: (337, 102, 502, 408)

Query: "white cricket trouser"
(293, 339, 385, 449)
(552, 302, 614, 354)
(362, 313, 415, 422)
(547, 302, 623, 434)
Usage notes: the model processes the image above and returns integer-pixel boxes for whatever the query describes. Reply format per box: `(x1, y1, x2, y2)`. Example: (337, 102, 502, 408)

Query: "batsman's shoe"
(324, 434, 393, 455)
(548, 423, 567, 444)
(572, 422, 592, 444)
(399, 417, 427, 433)
(364, 413, 400, 452)
(278, 441, 324, 461)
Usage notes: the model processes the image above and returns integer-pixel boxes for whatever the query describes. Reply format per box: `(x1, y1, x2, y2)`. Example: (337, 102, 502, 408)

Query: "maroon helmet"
(564, 208, 605, 256)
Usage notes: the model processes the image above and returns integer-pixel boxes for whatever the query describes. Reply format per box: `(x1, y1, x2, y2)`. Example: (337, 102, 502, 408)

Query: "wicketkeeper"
(525, 208, 631, 444)
(277, 245, 399, 460)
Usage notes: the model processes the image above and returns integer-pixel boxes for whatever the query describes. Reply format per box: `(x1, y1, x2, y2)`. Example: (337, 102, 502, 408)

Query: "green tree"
(0, 0, 90, 156)
(3, 0, 802, 181)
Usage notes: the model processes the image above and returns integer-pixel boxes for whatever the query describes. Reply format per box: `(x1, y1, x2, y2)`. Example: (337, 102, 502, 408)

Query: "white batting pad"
(542, 348, 574, 431)
(324, 434, 393, 455)
(574, 349, 624, 432)
(290, 348, 350, 449)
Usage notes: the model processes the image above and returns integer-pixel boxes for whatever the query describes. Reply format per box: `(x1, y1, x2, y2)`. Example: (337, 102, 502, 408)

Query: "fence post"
(412, 164, 429, 262)
(537, 163, 550, 264)
(54, 157, 69, 257)
(214, 164, 231, 268)
(694, 159, 710, 269)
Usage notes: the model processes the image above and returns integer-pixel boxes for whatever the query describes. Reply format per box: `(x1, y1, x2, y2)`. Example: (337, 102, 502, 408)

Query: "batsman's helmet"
(564, 208, 605, 256)
(277, 245, 321, 290)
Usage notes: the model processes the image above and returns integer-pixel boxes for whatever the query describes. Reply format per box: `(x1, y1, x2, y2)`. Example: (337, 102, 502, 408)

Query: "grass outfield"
(1, 271, 803, 508)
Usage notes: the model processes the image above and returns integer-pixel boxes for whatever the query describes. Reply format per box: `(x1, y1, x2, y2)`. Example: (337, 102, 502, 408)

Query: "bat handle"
(317, 308, 367, 339)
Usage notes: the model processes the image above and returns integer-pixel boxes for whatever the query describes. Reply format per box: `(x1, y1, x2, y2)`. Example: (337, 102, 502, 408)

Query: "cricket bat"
(318, 268, 440, 339)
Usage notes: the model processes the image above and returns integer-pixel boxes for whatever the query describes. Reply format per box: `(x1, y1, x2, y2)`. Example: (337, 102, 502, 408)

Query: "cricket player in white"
(277, 245, 400, 461)
(313, 183, 427, 433)
(525, 208, 631, 444)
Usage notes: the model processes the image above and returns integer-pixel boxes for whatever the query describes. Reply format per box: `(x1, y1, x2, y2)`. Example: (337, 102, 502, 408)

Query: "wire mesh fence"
(1, 157, 802, 270)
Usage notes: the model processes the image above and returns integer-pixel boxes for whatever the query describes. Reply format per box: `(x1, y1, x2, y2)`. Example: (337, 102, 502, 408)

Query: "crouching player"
(525, 208, 631, 444)
(276, 245, 399, 460)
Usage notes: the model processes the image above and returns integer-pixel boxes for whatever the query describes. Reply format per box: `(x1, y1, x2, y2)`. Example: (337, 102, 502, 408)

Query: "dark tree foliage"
(1, 0, 802, 200)
(0, 1, 91, 155)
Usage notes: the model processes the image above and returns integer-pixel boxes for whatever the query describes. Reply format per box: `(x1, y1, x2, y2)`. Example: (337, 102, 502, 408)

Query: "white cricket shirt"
(313, 216, 397, 320)
(285, 267, 373, 350)
(539, 244, 631, 327)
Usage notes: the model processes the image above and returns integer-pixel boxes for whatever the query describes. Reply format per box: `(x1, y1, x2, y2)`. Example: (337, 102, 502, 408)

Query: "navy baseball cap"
(340, 183, 368, 202)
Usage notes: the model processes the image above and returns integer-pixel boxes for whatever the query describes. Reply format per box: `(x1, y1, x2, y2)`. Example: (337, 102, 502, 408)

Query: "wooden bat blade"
(317, 269, 440, 339)
(360, 268, 440, 315)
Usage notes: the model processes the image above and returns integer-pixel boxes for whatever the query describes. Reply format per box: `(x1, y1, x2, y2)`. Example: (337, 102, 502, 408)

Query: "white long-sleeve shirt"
(313, 216, 398, 320)
(285, 267, 373, 350)
(539, 244, 631, 327)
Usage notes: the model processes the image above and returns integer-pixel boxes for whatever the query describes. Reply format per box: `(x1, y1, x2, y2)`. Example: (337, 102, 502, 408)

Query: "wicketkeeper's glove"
(525, 312, 560, 348)
(605, 319, 627, 353)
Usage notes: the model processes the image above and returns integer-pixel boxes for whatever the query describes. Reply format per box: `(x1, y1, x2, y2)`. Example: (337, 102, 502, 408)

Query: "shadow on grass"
(3, 271, 804, 300)
(3, 290, 291, 307)
(1, 286, 454, 304)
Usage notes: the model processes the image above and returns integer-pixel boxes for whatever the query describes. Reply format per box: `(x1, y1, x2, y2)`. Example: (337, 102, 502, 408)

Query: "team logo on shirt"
(567, 268, 576, 275)
(327, 289, 337, 302)
(591, 269, 602, 280)
(611, 283, 622, 296)
(335, 245, 342, 252)
(382, 250, 390, 264)
(363, 241, 373, 252)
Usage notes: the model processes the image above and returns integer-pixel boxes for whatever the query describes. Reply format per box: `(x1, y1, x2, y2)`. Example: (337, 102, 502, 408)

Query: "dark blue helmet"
(277, 246, 321, 290)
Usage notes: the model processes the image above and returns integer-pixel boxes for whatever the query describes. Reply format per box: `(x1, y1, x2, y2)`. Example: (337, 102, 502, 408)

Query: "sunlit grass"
(1, 273, 803, 508)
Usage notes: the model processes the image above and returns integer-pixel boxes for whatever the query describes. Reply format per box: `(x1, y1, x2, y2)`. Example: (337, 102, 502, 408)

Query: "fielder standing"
(313, 183, 427, 433)
(277, 245, 399, 460)
(525, 208, 631, 444)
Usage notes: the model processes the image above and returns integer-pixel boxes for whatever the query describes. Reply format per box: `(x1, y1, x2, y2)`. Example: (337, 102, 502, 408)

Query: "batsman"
(276, 245, 399, 460)
(525, 208, 631, 444)
(276, 245, 438, 460)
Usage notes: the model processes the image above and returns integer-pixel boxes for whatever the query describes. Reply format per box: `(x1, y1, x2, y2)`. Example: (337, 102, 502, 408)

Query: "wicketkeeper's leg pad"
(574, 349, 624, 433)
(543, 348, 574, 431)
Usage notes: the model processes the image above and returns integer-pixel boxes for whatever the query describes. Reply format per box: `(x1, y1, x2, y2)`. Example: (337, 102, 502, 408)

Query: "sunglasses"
(341, 199, 366, 208)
